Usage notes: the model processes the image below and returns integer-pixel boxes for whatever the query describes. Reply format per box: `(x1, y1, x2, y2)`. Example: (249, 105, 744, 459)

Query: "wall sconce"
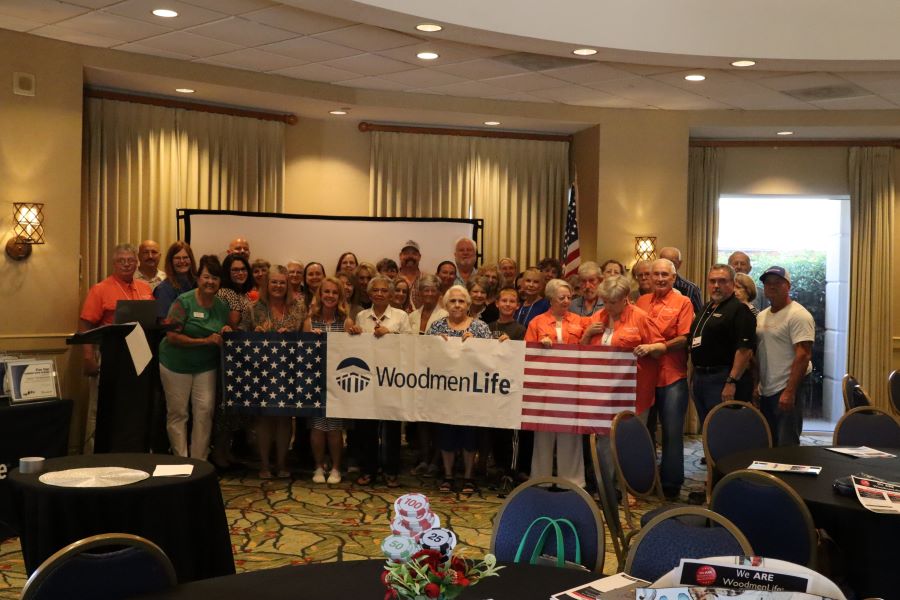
(634, 236, 657, 262)
(6, 203, 45, 261)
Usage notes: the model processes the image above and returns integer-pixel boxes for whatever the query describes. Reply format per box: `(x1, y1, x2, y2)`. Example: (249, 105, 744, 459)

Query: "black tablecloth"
(9, 453, 235, 583)
(717, 445, 900, 597)
(0, 398, 71, 540)
(135, 559, 601, 600)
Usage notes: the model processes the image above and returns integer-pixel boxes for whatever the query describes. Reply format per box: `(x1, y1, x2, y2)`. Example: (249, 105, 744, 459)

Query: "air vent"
(782, 84, 870, 102)
(492, 52, 585, 71)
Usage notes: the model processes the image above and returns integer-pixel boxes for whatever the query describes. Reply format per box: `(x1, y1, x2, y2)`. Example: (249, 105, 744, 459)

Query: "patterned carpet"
(0, 433, 829, 599)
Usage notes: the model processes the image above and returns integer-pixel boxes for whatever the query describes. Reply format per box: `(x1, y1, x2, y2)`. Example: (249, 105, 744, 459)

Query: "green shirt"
(159, 289, 230, 374)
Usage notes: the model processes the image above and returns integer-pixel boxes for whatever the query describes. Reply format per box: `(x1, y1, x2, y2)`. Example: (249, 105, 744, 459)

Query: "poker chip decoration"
(381, 535, 420, 563)
(418, 527, 457, 558)
(391, 493, 441, 541)
(382, 493, 458, 564)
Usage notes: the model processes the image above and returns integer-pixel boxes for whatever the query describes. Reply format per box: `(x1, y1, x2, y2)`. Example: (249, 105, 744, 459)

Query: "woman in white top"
(408, 274, 448, 335)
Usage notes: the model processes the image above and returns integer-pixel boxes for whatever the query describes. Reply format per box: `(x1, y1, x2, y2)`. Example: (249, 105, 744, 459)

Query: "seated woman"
(303, 276, 355, 485)
(159, 255, 231, 460)
(525, 279, 587, 487)
(427, 284, 492, 494)
(240, 265, 307, 479)
(154, 241, 197, 318)
(335, 251, 358, 277)
(467, 276, 499, 322)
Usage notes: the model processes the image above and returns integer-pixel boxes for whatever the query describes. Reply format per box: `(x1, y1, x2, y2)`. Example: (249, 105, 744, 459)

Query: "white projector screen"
(179, 210, 482, 274)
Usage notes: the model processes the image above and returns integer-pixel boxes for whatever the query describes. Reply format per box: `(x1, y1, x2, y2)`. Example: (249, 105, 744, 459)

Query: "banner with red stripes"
(521, 342, 636, 434)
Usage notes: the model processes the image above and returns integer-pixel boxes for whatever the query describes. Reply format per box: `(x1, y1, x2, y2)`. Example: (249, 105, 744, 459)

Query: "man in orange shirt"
(636, 258, 694, 499)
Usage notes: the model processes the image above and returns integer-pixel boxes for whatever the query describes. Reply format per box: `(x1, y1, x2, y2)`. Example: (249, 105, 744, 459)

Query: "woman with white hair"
(524, 278, 588, 487)
(570, 261, 604, 317)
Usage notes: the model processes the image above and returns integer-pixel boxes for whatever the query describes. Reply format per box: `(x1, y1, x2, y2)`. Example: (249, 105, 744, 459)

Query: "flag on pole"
(562, 183, 580, 277)
(520, 343, 636, 435)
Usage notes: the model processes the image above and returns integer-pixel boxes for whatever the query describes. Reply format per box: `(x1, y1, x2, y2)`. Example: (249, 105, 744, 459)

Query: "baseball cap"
(401, 240, 420, 252)
(759, 266, 790, 284)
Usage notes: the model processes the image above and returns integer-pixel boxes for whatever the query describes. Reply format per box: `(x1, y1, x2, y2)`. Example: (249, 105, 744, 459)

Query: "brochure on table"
(826, 446, 896, 459)
(0, 353, 18, 398)
(748, 461, 822, 475)
(677, 557, 811, 592)
(551, 573, 649, 599)
(852, 473, 900, 514)
(7, 358, 59, 403)
(636, 588, 831, 599)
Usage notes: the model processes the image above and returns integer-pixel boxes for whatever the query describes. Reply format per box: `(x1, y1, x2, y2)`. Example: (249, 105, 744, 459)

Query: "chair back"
(21, 533, 176, 600)
(889, 370, 900, 415)
(610, 411, 661, 498)
(588, 434, 627, 568)
(833, 406, 900, 447)
(842, 374, 871, 411)
(490, 477, 605, 572)
(624, 507, 753, 583)
(703, 401, 772, 470)
(710, 470, 817, 567)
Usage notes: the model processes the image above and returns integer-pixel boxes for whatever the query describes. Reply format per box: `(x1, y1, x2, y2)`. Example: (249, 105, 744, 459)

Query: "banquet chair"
(624, 507, 753, 583)
(20, 533, 177, 600)
(588, 434, 628, 568)
(490, 476, 605, 573)
(710, 470, 817, 567)
(842, 374, 872, 411)
(702, 401, 772, 502)
(833, 406, 900, 447)
(889, 370, 900, 416)
(609, 411, 667, 531)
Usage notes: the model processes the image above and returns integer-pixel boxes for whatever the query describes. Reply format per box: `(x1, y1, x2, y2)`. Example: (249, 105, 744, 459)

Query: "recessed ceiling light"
(484, 121, 501, 126)
(731, 59, 756, 67)
(417, 51, 439, 60)
(416, 23, 443, 32)
(684, 74, 706, 82)
(329, 110, 348, 115)
(777, 130, 794, 136)
(152, 8, 178, 17)
(572, 48, 597, 56)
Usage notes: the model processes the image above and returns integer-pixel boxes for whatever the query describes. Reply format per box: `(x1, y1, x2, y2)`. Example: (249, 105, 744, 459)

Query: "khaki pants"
(160, 364, 216, 460)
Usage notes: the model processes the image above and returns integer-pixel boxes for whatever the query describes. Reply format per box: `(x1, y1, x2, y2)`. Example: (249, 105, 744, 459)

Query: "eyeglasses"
(115, 258, 137, 265)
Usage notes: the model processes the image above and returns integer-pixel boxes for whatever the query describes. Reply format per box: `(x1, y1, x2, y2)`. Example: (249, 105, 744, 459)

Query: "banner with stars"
(221, 331, 326, 416)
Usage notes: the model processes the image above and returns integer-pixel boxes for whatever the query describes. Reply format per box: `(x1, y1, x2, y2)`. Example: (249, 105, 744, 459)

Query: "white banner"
(326, 333, 525, 429)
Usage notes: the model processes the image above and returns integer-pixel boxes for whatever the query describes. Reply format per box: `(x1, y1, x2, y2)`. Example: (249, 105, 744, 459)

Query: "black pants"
(357, 419, 401, 477)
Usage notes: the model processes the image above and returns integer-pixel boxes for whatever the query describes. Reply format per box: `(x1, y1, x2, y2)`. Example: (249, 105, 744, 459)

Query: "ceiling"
(5, 0, 900, 136)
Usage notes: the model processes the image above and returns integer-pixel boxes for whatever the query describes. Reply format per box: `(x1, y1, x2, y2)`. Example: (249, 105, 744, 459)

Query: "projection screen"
(178, 210, 482, 273)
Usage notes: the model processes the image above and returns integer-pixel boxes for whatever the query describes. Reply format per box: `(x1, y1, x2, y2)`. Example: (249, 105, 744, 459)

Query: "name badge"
(691, 336, 702, 348)
(193, 311, 206, 318)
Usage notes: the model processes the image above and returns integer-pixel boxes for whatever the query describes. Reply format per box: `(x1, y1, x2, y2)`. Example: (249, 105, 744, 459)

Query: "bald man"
(728, 251, 752, 275)
(227, 237, 251, 259)
(659, 246, 702, 314)
(135, 240, 166, 290)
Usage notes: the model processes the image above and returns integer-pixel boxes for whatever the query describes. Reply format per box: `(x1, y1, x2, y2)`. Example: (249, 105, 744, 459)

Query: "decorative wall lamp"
(634, 236, 657, 262)
(6, 202, 45, 261)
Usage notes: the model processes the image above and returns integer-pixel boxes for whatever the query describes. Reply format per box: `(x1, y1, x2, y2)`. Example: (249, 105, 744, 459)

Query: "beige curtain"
(83, 97, 284, 286)
(848, 147, 894, 410)
(369, 131, 569, 267)
(684, 146, 723, 296)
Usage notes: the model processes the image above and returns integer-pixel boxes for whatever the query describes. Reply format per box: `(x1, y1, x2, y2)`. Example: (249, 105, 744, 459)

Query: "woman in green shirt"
(159, 255, 231, 460)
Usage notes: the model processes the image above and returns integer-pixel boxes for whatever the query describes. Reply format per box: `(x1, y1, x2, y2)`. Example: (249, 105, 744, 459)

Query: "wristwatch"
(725, 376, 738, 385)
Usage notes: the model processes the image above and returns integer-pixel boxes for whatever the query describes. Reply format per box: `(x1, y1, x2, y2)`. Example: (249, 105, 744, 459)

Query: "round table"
(717, 445, 900, 598)
(133, 559, 602, 600)
(9, 453, 235, 583)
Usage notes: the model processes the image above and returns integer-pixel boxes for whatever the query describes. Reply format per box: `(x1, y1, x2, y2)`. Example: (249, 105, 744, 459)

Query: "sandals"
(439, 478, 454, 493)
(356, 474, 373, 486)
(461, 479, 478, 495)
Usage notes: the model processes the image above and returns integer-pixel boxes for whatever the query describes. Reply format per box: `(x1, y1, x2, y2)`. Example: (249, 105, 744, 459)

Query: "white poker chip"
(418, 527, 457, 556)
(394, 512, 435, 531)
(381, 535, 420, 562)
(394, 494, 431, 519)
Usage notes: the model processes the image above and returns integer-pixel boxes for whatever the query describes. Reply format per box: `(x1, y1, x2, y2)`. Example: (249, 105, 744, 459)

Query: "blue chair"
(842, 374, 871, 411)
(21, 533, 177, 600)
(624, 507, 753, 583)
(610, 411, 662, 529)
(702, 401, 772, 501)
(711, 469, 817, 567)
(588, 433, 627, 569)
(889, 370, 900, 416)
(490, 476, 605, 572)
(833, 406, 900, 447)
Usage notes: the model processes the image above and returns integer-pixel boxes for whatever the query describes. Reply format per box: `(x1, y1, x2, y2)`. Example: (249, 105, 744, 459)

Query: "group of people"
(79, 236, 814, 499)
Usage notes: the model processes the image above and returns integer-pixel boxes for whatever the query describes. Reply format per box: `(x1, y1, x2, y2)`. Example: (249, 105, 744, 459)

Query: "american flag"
(562, 183, 580, 278)
(521, 342, 636, 434)
(220, 331, 326, 416)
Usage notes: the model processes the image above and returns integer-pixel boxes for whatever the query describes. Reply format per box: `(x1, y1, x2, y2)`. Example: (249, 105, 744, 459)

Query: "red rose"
(380, 570, 391, 586)
(384, 589, 398, 600)
(450, 556, 466, 571)
(424, 583, 441, 598)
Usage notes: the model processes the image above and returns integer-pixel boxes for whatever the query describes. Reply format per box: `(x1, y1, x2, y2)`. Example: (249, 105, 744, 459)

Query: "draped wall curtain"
(369, 131, 570, 267)
(684, 146, 723, 296)
(848, 147, 894, 410)
(83, 97, 284, 286)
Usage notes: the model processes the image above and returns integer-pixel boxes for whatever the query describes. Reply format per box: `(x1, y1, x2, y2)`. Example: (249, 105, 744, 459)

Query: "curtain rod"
(359, 121, 573, 142)
(691, 139, 900, 148)
(85, 88, 298, 125)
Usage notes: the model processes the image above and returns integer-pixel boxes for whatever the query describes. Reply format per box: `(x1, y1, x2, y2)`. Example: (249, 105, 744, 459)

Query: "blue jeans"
(692, 369, 753, 427)
(656, 379, 688, 493)
(759, 374, 809, 446)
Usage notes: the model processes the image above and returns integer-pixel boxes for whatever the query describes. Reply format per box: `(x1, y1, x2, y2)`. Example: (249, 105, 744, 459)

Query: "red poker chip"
(395, 494, 431, 519)
(393, 512, 435, 532)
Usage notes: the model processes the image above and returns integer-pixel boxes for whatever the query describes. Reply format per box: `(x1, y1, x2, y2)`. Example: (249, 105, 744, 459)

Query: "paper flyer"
(636, 588, 829, 600)
(748, 461, 822, 475)
(826, 447, 895, 459)
(8, 359, 57, 402)
(678, 558, 810, 593)
(551, 573, 648, 599)
(851, 473, 900, 514)
(124, 322, 152, 376)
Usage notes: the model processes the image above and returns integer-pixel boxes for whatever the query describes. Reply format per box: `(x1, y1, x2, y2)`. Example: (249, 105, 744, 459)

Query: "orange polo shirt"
(586, 304, 663, 414)
(80, 275, 153, 326)
(524, 310, 587, 344)
(636, 289, 694, 388)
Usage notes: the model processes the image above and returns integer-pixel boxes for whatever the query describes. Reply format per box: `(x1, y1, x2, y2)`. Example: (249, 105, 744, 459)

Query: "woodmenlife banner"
(325, 333, 525, 429)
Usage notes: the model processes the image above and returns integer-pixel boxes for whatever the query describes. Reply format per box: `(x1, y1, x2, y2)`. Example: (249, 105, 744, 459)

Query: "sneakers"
(327, 469, 342, 484)
(312, 467, 326, 483)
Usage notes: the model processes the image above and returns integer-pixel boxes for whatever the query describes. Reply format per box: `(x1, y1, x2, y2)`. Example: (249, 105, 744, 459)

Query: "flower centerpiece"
(382, 548, 503, 600)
